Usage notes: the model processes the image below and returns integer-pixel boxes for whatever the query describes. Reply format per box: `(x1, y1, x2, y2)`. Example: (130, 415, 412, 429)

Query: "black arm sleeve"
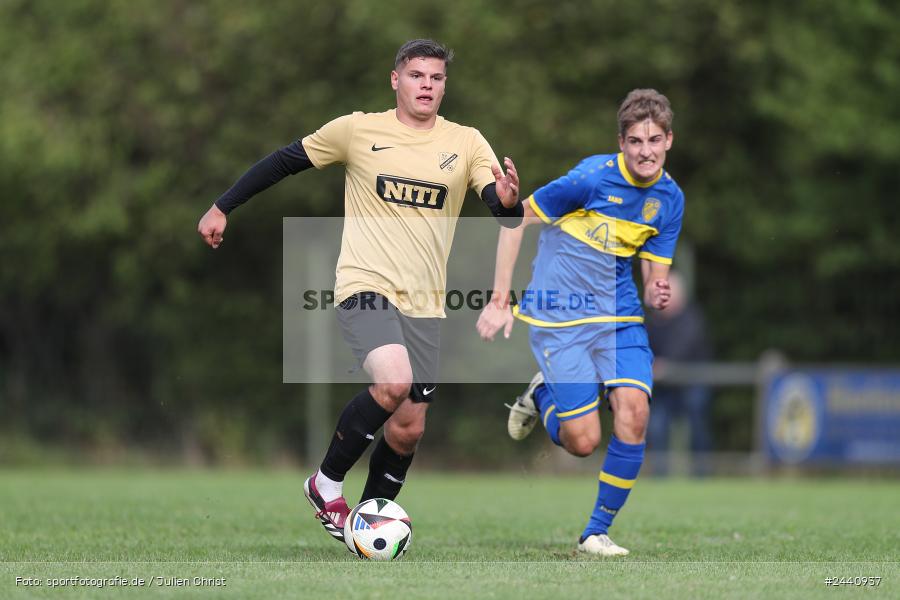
(480, 183, 524, 228)
(214, 140, 314, 214)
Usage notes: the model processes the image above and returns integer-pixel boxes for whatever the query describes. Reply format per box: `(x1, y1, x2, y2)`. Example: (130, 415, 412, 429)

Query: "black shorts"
(335, 292, 440, 403)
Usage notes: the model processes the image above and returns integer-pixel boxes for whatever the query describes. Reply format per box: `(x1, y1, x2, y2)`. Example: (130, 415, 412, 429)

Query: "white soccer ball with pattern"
(343, 498, 412, 561)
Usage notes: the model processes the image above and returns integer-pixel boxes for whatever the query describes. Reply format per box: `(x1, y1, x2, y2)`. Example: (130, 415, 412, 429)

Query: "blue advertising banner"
(765, 370, 900, 464)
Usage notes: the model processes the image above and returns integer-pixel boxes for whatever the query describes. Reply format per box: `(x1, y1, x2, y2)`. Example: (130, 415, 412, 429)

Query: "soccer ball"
(343, 498, 412, 561)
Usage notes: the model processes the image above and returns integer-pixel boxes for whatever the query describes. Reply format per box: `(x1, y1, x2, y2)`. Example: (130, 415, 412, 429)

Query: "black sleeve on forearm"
(480, 182, 524, 228)
(214, 140, 314, 214)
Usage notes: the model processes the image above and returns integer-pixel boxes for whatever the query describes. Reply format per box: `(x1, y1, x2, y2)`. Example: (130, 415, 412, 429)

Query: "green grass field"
(1, 470, 897, 598)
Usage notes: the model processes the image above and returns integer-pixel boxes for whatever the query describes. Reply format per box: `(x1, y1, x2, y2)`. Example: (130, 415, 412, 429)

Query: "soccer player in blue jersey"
(477, 89, 683, 555)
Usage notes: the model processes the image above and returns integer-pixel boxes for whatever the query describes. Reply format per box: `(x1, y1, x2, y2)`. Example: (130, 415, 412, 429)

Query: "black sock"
(319, 389, 392, 481)
(360, 435, 414, 502)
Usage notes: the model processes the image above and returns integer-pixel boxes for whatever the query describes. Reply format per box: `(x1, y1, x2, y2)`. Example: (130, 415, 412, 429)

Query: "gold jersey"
(302, 109, 499, 317)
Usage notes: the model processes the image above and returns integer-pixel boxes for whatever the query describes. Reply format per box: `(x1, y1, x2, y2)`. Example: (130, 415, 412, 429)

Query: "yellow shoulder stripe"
(528, 195, 553, 224)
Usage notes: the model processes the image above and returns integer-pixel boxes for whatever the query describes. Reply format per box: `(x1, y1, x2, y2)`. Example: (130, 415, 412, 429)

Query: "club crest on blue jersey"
(642, 198, 661, 222)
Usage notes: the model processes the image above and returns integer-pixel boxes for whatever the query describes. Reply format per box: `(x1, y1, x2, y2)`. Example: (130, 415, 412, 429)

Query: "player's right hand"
(645, 278, 671, 310)
(198, 204, 227, 249)
(477, 299, 514, 341)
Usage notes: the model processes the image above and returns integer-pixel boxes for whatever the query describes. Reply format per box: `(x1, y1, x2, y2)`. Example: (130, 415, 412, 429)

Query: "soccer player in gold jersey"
(198, 39, 521, 544)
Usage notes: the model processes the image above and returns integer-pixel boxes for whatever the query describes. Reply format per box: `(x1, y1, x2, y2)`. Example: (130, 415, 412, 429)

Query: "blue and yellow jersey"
(515, 153, 684, 328)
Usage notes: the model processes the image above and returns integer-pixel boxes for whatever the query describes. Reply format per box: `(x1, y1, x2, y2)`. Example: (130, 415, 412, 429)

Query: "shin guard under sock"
(583, 436, 645, 537)
(319, 388, 391, 482)
(360, 435, 414, 502)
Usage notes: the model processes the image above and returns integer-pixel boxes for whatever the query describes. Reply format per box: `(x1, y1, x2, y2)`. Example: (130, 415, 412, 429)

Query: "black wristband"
(480, 183, 524, 228)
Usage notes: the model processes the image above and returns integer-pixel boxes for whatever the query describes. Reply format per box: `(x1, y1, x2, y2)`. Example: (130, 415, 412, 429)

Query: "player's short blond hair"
(617, 89, 674, 136)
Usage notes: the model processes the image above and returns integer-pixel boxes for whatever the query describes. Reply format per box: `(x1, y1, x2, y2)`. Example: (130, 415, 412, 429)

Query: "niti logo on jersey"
(377, 175, 448, 210)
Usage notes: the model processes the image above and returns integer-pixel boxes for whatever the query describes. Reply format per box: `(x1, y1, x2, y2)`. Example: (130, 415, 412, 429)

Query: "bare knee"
(560, 414, 601, 457)
(385, 418, 425, 454)
(371, 382, 412, 410)
(564, 431, 600, 457)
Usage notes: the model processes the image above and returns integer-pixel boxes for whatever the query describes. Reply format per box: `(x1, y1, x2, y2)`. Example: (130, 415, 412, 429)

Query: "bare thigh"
(364, 344, 413, 410)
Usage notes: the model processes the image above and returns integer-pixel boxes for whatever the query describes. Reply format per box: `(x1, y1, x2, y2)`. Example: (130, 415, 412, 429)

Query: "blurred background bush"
(2, 0, 898, 467)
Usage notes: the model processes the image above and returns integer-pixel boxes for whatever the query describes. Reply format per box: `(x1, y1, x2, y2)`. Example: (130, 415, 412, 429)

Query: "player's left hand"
(492, 157, 519, 208)
(646, 278, 671, 310)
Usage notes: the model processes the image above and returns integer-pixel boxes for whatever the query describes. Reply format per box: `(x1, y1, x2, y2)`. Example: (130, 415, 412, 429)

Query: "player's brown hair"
(394, 39, 454, 70)
(617, 89, 674, 136)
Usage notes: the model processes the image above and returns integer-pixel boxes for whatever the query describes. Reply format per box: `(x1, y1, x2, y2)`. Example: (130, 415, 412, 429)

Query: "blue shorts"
(528, 324, 653, 421)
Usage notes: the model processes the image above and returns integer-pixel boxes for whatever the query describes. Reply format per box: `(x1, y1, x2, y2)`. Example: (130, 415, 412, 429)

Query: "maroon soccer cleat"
(303, 471, 351, 544)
